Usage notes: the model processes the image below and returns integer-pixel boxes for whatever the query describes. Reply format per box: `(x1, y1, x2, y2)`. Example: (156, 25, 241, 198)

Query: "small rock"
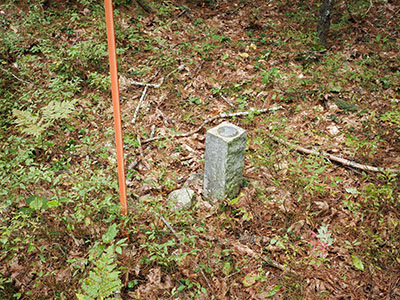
(327, 124, 340, 136)
(168, 187, 195, 211)
(328, 102, 339, 111)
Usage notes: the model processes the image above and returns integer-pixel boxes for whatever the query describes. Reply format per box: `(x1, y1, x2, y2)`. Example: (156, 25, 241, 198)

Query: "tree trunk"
(317, 0, 335, 48)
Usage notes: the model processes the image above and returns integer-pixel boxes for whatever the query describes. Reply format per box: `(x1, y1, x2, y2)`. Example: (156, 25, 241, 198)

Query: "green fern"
(12, 109, 45, 137)
(12, 100, 75, 138)
(77, 245, 122, 300)
(42, 100, 75, 123)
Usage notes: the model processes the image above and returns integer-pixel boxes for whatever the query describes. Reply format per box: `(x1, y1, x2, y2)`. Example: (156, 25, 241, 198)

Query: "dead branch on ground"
(267, 134, 400, 173)
(132, 85, 148, 124)
(142, 106, 282, 143)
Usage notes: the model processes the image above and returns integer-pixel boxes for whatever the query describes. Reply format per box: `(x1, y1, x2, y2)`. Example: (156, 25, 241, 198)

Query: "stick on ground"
(132, 85, 148, 125)
(142, 106, 282, 143)
(267, 133, 400, 173)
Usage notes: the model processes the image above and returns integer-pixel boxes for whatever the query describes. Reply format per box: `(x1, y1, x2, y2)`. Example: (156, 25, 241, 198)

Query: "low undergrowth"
(0, 0, 399, 299)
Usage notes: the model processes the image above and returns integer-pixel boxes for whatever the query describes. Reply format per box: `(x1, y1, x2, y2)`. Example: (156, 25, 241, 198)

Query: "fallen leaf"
(352, 255, 364, 271)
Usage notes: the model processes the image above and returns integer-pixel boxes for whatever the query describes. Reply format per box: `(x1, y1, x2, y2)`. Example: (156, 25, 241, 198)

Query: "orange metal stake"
(104, 0, 128, 215)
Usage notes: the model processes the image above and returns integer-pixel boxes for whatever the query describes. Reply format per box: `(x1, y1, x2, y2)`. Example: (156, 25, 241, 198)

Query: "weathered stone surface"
(167, 187, 195, 211)
(203, 121, 247, 201)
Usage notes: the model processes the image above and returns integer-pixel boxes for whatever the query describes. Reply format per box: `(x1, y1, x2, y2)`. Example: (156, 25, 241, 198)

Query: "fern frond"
(80, 245, 122, 300)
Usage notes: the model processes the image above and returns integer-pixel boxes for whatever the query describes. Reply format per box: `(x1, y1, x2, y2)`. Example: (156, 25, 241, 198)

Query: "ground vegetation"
(0, 0, 399, 299)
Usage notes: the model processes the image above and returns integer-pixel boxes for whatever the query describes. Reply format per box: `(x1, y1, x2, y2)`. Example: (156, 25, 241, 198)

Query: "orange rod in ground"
(104, 0, 128, 215)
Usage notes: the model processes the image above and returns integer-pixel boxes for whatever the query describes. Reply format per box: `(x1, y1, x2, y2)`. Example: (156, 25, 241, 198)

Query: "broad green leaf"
(102, 224, 118, 244)
(178, 284, 186, 292)
(222, 261, 232, 275)
(345, 188, 360, 195)
(47, 200, 60, 208)
(265, 285, 282, 297)
(29, 197, 43, 210)
(330, 86, 342, 93)
(352, 255, 364, 271)
(242, 274, 256, 287)
(228, 197, 239, 205)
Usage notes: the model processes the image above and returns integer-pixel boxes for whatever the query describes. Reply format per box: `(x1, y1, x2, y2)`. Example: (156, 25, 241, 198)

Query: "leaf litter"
(1, 0, 400, 299)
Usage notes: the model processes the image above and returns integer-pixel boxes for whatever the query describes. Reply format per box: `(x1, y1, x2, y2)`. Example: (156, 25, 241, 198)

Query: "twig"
(0, 66, 32, 85)
(150, 124, 156, 139)
(388, 8, 400, 24)
(136, 134, 150, 170)
(267, 134, 400, 173)
(142, 106, 282, 143)
(135, 0, 153, 13)
(130, 80, 162, 89)
(159, 215, 181, 241)
(189, 60, 205, 78)
(176, 7, 193, 20)
(147, 70, 160, 83)
(132, 85, 148, 124)
(365, 0, 373, 15)
(220, 94, 236, 108)
(158, 215, 183, 243)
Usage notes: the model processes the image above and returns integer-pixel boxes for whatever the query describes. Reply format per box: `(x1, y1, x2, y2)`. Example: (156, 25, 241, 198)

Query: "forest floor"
(0, 0, 399, 299)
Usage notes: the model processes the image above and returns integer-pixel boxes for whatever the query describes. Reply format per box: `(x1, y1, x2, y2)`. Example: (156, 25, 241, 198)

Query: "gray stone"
(203, 121, 247, 201)
(167, 187, 195, 211)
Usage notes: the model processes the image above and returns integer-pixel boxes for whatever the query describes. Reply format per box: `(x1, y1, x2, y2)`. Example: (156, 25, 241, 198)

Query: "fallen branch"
(267, 134, 400, 173)
(132, 85, 148, 124)
(130, 80, 162, 89)
(142, 106, 282, 143)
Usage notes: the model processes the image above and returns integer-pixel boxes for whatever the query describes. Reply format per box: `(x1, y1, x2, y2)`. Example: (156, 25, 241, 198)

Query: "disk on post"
(203, 121, 247, 201)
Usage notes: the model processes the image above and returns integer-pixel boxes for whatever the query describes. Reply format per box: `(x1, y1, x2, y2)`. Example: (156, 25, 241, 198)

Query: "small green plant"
(309, 224, 333, 266)
(188, 96, 201, 105)
(77, 245, 122, 300)
(261, 67, 280, 86)
(77, 224, 126, 300)
(13, 100, 76, 138)
(172, 278, 207, 298)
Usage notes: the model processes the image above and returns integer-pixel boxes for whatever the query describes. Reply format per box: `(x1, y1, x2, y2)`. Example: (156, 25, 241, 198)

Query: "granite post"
(203, 121, 247, 201)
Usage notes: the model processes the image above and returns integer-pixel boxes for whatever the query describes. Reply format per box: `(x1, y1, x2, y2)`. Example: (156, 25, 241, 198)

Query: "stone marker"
(203, 121, 247, 201)
(167, 187, 195, 211)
